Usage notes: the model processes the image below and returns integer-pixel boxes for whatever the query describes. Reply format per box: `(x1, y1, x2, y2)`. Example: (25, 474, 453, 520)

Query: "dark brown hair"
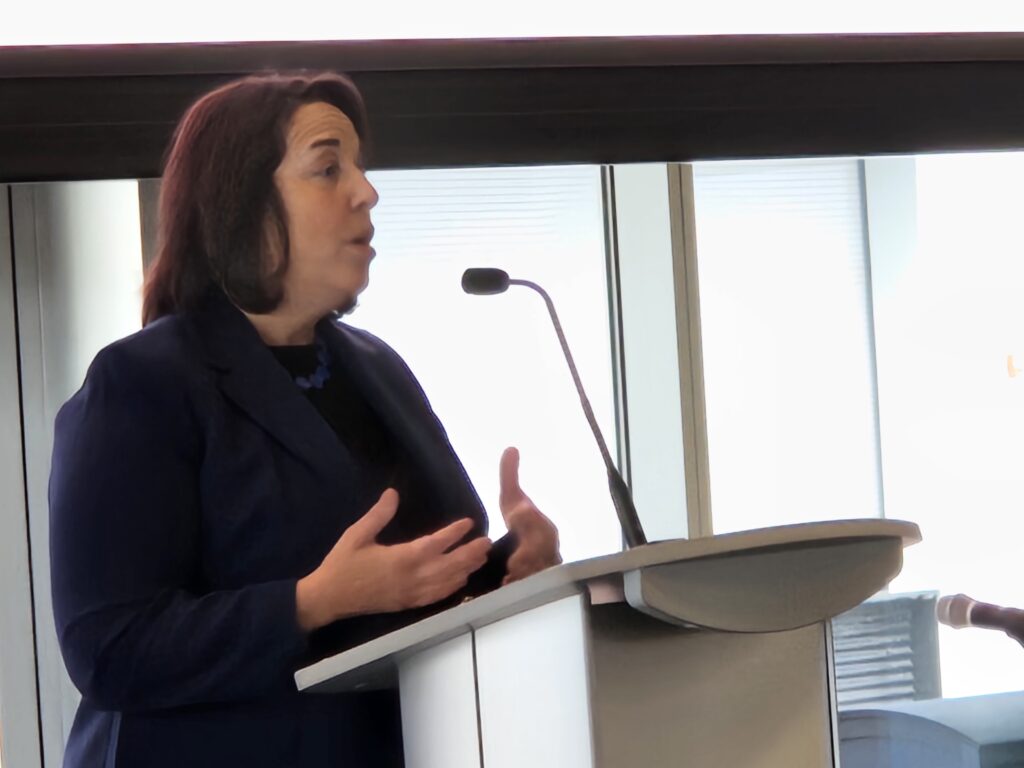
(141, 71, 369, 325)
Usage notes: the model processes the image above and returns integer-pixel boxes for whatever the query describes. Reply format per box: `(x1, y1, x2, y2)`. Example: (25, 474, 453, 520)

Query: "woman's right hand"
(295, 488, 492, 632)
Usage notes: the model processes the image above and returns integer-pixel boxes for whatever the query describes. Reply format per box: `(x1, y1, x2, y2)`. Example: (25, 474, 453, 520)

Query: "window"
(874, 152, 1024, 699)
(692, 158, 882, 534)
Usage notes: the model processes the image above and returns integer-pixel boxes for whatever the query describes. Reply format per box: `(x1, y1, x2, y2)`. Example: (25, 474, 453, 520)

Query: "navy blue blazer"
(49, 290, 507, 767)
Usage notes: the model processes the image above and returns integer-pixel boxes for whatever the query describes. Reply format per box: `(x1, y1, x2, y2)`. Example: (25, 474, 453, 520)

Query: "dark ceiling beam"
(6, 34, 1024, 75)
(3, 35, 1024, 181)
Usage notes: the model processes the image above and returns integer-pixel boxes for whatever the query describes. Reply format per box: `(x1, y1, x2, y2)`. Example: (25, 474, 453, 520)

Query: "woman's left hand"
(499, 447, 562, 585)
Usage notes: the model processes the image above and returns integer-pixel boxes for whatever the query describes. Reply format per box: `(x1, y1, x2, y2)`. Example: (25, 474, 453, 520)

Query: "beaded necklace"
(294, 337, 331, 391)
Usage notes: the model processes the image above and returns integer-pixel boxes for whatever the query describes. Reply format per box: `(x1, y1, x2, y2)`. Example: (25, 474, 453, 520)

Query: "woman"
(49, 72, 560, 768)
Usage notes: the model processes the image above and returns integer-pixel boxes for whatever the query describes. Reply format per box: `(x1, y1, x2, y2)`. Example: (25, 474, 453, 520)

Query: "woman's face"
(273, 101, 379, 314)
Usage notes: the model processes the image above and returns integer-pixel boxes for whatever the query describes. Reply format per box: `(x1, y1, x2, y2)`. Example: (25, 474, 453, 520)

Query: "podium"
(296, 519, 920, 768)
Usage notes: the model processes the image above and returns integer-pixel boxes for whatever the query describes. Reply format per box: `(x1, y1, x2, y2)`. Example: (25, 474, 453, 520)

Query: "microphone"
(937, 593, 1024, 648)
(462, 267, 647, 548)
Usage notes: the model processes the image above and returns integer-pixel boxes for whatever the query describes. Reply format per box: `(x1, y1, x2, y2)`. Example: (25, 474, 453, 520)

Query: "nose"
(356, 170, 379, 210)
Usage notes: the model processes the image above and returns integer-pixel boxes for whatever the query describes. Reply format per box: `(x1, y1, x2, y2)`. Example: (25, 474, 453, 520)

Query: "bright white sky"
(2, 0, 1023, 46)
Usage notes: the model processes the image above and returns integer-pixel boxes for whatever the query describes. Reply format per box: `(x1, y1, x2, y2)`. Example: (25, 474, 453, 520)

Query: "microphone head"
(462, 268, 510, 295)
(937, 593, 975, 628)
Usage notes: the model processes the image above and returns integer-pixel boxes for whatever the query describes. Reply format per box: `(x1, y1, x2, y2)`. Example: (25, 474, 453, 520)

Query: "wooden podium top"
(296, 518, 920, 694)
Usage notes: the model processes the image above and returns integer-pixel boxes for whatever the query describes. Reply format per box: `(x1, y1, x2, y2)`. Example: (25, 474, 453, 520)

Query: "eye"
(320, 163, 340, 178)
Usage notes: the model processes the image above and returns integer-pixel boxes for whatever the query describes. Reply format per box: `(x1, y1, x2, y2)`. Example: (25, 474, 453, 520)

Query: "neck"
(242, 309, 319, 346)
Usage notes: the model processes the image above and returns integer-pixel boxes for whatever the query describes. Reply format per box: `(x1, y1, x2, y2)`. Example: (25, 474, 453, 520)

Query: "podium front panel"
(399, 633, 481, 768)
(474, 594, 597, 768)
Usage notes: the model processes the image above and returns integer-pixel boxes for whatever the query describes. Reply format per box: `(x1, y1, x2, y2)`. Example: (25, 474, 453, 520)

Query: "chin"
(331, 282, 365, 316)
(335, 296, 359, 316)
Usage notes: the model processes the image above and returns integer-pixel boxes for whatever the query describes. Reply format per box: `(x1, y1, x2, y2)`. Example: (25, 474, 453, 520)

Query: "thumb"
(347, 488, 399, 546)
(499, 446, 526, 510)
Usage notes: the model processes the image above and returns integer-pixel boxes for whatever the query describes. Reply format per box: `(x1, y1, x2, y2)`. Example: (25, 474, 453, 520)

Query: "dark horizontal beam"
(6, 34, 1024, 77)
(3, 35, 1024, 182)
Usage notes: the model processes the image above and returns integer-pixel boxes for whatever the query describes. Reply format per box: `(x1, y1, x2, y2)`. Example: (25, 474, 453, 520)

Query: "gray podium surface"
(296, 519, 920, 768)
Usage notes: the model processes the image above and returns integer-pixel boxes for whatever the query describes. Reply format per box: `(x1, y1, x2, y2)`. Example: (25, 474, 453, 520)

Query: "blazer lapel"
(318, 318, 476, 518)
(188, 291, 353, 488)
(318, 319, 431, 456)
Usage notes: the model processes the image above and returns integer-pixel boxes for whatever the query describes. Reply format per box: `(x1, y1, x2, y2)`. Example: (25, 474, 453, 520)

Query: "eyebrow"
(308, 138, 341, 151)
(305, 136, 364, 168)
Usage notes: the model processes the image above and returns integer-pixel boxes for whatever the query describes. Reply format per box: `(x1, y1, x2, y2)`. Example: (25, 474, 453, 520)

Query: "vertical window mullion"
(600, 166, 632, 492)
(668, 164, 714, 538)
(0, 185, 44, 768)
(611, 164, 704, 542)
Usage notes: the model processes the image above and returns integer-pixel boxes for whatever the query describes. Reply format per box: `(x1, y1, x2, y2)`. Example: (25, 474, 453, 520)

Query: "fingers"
(425, 532, 491, 580)
(319, 493, 499, 618)
(407, 534, 492, 607)
(443, 535, 492, 572)
(423, 517, 477, 553)
(504, 549, 549, 583)
(499, 446, 527, 510)
(500, 504, 562, 586)
(503, 551, 559, 586)
(503, 501, 557, 542)
(345, 488, 400, 546)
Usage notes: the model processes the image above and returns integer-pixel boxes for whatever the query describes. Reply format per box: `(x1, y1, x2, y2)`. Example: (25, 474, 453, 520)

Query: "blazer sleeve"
(49, 343, 308, 714)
